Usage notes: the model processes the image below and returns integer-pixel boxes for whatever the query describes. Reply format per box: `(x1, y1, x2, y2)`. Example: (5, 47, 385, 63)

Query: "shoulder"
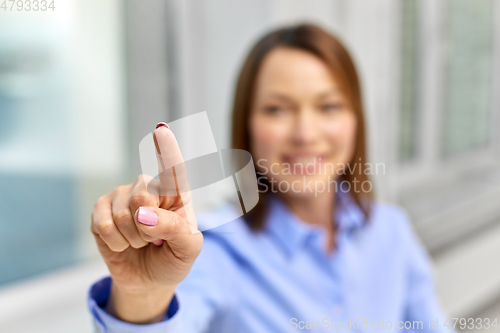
(370, 200, 410, 223)
(368, 200, 431, 263)
(357, 200, 423, 256)
(369, 200, 414, 236)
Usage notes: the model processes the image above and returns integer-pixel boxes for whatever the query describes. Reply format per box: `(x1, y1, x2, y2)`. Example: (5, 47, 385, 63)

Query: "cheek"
(326, 115, 357, 154)
(250, 115, 289, 161)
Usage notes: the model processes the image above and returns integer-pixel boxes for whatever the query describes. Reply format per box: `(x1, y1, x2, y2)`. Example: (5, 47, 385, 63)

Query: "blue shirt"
(88, 191, 453, 332)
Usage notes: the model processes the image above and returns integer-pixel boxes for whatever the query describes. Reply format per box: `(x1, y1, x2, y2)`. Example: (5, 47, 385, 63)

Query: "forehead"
(254, 47, 340, 94)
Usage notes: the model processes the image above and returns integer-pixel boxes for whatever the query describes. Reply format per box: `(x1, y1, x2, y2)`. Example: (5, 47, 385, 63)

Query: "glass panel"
(0, 19, 78, 284)
(0, 7, 125, 285)
(399, 0, 420, 162)
(443, 0, 494, 155)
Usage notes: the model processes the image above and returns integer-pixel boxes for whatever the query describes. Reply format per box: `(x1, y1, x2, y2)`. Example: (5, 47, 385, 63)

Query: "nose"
(291, 109, 319, 145)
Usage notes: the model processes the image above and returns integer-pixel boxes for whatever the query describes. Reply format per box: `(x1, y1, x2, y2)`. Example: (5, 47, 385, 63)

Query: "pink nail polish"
(153, 240, 164, 246)
(137, 207, 158, 226)
(156, 122, 169, 129)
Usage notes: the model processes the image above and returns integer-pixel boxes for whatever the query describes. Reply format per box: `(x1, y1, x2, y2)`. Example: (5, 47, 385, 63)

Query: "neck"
(280, 191, 336, 252)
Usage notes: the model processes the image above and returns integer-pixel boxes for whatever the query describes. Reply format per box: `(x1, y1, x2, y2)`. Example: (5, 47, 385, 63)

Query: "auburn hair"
(231, 23, 373, 230)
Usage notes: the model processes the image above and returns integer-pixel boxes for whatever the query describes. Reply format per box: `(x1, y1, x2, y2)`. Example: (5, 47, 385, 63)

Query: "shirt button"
(332, 304, 344, 316)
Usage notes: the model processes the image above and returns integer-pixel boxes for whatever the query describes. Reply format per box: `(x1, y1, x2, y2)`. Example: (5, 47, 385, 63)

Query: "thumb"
(135, 206, 202, 260)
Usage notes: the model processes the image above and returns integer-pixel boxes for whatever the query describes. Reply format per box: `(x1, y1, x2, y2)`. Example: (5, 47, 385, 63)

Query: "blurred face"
(250, 47, 357, 198)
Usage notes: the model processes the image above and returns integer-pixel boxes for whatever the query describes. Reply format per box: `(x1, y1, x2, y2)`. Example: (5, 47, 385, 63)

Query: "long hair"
(231, 23, 373, 230)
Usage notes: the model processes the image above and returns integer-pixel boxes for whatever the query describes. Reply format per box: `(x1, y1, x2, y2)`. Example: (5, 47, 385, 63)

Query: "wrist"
(106, 283, 177, 324)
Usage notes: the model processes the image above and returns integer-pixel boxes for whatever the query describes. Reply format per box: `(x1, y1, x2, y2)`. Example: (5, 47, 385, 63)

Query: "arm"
(88, 277, 182, 333)
(88, 235, 235, 333)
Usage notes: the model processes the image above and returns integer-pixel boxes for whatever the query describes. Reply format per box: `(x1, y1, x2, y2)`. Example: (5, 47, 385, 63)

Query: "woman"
(89, 24, 452, 332)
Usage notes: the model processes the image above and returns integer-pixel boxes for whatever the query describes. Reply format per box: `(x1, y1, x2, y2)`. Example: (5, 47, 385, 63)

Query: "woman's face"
(250, 47, 357, 198)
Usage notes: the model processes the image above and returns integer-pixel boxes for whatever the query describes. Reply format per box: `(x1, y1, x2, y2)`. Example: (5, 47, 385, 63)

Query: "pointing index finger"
(153, 123, 189, 197)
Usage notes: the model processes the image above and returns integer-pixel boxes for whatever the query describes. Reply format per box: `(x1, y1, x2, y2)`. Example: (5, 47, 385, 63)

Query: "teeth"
(289, 157, 319, 164)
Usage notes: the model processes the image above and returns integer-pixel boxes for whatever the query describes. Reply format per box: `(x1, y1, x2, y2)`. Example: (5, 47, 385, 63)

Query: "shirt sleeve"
(88, 277, 183, 333)
(399, 210, 456, 333)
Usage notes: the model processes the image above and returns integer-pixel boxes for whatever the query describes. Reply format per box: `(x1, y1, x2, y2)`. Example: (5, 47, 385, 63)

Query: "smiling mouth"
(281, 154, 329, 175)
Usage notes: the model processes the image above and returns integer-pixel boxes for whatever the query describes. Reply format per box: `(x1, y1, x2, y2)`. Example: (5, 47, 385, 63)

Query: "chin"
(269, 174, 337, 198)
(281, 189, 320, 200)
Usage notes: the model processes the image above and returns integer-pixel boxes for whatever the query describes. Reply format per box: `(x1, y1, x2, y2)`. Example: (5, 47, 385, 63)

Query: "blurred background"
(0, 0, 499, 331)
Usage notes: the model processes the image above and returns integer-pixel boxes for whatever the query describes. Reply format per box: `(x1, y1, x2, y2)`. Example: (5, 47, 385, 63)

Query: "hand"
(90, 124, 203, 324)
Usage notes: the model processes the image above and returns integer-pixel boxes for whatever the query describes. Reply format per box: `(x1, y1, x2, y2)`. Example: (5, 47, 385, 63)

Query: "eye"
(321, 103, 343, 113)
(264, 105, 287, 115)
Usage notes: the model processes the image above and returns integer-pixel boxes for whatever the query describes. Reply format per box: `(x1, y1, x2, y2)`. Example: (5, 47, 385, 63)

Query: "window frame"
(394, 0, 500, 253)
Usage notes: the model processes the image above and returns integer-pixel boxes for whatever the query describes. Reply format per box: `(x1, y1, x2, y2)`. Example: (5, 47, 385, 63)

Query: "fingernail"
(153, 240, 164, 246)
(137, 207, 158, 226)
(156, 122, 169, 129)
(153, 123, 169, 155)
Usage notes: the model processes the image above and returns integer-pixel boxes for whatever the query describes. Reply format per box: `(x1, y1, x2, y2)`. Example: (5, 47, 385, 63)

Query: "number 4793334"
(1, 0, 55, 11)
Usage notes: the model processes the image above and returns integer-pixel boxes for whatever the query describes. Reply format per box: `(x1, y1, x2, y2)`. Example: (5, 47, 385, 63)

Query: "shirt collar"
(335, 190, 366, 232)
(264, 191, 366, 257)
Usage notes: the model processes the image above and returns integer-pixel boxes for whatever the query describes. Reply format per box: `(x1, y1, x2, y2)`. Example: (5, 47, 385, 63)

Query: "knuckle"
(130, 190, 154, 207)
(132, 189, 150, 198)
(95, 195, 108, 208)
(113, 209, 132, 226)
(135, 175, 149, 188)
(140, 175, 154, 189)
(121, 184, 132, 193)
(112, 185, 126, 196)
(93, 197, 109, 217)
(97, 220, 117, 238)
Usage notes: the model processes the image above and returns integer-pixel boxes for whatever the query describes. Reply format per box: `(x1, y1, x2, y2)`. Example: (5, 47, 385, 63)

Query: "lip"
(280, 153, 330, 175)
(281, 152, 329, 161)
